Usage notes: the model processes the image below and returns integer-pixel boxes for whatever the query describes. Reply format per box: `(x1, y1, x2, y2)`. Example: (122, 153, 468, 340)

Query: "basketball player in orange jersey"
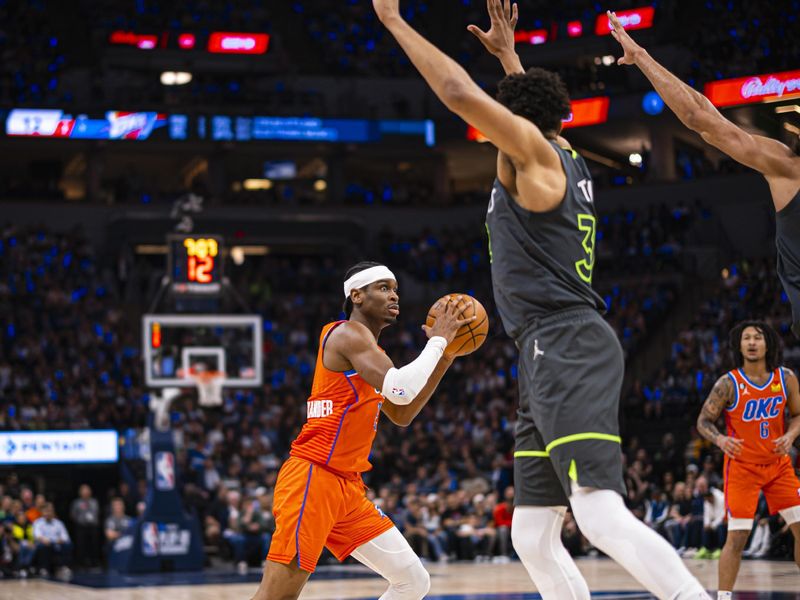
(250, 262, 473, 600)
(373, 1, 711, 598)
(607, 11, 800, 338)
(697, 321, 800, 599)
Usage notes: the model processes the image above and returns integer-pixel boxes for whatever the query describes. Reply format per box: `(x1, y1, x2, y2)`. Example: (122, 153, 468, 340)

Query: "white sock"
(717, 592, 732, 600)
(570, 486, 710, 599)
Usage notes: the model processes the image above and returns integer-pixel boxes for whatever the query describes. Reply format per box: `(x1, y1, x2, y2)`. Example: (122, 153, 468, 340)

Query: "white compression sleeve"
(381, 336, 446, 405)
(351, 527, 431, 600)
(511, 506, 590, 600)
(570, 487, 710, 600)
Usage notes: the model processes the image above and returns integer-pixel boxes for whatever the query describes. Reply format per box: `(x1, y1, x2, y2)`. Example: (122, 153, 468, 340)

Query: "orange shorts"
(266, 456, 394, 573)
(724, 455, 800, 519)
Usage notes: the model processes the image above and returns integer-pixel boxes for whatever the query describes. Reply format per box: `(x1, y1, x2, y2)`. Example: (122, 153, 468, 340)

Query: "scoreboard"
(168, 235, 223, 296)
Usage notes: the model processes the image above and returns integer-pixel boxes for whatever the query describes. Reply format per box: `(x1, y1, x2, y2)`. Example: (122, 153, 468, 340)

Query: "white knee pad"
(511, 506, 590, 600)
(351, 528, 430, 600)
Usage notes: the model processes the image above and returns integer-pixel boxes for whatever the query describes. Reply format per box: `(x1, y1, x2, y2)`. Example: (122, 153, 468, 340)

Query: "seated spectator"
(104, 498, 132, 556)
(403, 497, 430, 559)
(10, 510, 35, 574)
(492, 486, 513, 561)
(32, 503, 72, 578)
(561, 510, 586, 557)
(0, 521, 18, 576)
(664, 482, 691, 552)
(698, 483, 726, 558)
(69, 484, 100, 569)
(235, 491, 273, 571)
(643, 488, 671, 539)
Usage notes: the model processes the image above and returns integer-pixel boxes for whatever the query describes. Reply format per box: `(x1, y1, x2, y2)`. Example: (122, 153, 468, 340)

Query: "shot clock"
(168, 234, 223, 296)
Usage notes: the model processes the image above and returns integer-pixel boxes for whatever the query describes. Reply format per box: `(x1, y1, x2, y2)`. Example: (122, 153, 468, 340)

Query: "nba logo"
(155, 451, 175, 491)
(141, 522, 159, 556)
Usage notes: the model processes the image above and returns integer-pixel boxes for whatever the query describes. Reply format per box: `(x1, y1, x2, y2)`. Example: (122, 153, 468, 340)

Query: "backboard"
(142, 314, 262, 387)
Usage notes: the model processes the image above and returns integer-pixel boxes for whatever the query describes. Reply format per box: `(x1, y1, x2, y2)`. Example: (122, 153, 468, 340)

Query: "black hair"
(497, 67, 571, 137)
(729, 320, 782, 372)
(342, 261, 382, 317)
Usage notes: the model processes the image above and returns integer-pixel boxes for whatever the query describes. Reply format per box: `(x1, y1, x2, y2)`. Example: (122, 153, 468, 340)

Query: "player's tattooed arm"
(774, 368, 800, 455)
(467, 0, 525, 76)
(697, 375, 743, 458)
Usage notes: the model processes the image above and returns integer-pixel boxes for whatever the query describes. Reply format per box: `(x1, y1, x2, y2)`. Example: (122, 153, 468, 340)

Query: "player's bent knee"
(389, 558, 430, 600)
(409, 559, 431, 599)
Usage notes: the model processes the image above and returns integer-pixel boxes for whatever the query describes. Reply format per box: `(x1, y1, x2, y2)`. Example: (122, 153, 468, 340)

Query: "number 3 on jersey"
(575, 213, 597, 283)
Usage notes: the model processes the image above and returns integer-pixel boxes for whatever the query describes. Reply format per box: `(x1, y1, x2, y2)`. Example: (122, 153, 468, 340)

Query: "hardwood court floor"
(1, 558, 798, 599)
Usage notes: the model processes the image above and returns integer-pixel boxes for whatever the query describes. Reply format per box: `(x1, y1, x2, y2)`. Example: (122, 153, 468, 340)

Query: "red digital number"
(188, 256, 214, 283)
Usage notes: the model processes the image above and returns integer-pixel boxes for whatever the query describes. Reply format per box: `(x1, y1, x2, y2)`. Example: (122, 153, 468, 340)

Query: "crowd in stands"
(0, 215, 797, 577)
(628, 259, 800, 422)
(2, 0, 797, 114)
(0, 0, 68, 105)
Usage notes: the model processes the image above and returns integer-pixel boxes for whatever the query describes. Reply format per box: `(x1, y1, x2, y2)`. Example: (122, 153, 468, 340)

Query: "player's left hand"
(773, 433, 795, 455)
(373, 0, 400, 23)
(607, 10, 643, 66)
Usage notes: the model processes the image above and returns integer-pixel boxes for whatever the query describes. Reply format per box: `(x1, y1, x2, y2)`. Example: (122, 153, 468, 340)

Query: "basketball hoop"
(190, 370, 224, 407)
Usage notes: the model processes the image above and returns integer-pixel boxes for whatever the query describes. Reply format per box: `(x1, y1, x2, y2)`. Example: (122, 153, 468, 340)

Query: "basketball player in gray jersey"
(607, 11, 800, 338)
(373, 0, 710, 598)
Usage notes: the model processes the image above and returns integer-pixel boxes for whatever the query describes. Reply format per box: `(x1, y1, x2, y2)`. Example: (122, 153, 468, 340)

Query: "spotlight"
(160, 71, 192, 86)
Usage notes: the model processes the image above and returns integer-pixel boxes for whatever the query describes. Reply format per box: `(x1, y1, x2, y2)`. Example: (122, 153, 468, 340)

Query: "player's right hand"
(422, 295, 475, 345)
(467, 0, 518, 57)
(607, 10, 644, 66)
(716, 435, 744, 458)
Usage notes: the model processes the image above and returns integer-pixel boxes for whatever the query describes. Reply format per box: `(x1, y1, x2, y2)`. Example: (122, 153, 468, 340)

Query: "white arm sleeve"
(381, 336, 447, 405)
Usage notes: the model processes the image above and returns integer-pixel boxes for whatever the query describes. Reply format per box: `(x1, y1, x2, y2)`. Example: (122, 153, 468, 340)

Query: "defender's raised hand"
(372, 0, 400, 24)
(607, 10, 644, 66)
(468, 0, 518, 57)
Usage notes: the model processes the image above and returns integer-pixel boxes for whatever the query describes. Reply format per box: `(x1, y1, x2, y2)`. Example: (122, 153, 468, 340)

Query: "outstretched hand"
(468, 0, 518, 57)
(606, 10, 643, 66)
(373, 0, 401, 24)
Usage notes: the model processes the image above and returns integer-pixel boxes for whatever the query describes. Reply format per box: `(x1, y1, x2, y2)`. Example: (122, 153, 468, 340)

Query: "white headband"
(343, 265, 397, 298)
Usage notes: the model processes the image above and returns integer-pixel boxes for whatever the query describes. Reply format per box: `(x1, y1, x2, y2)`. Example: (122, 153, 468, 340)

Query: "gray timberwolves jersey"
(776, 189, 800, 336)
(485, 142, 606, 339)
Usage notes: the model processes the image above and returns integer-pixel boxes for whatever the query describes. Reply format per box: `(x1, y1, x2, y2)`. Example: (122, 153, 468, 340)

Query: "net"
(190, 371, 224, 407)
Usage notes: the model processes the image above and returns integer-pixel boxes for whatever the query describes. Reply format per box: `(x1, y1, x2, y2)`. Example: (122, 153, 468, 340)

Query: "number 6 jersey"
(486, 142, 606, 339)
(725, 368, 789, 464)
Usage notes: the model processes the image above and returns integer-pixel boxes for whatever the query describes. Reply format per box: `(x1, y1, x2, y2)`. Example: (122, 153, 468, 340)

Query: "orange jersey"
(724, 368, 788, 464)
(290, 321, 384, 474)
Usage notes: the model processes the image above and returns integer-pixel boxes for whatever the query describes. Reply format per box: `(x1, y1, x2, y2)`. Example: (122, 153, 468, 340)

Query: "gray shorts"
(513, 307, 626, 506)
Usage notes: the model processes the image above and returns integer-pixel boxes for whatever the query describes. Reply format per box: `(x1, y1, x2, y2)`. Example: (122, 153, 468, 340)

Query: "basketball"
(425, 293, 488, 357)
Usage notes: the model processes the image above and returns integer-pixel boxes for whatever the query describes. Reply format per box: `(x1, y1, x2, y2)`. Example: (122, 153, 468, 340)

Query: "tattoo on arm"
(697, 376, 733, 444)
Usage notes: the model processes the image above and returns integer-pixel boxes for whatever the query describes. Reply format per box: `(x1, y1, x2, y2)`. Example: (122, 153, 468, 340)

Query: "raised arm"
(372, 0, 555, 170)
(467, 0, 524, 76)
(774, 368, 800, 455)
(696, 375, 743, 459)
(607, 11, 799, 193)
